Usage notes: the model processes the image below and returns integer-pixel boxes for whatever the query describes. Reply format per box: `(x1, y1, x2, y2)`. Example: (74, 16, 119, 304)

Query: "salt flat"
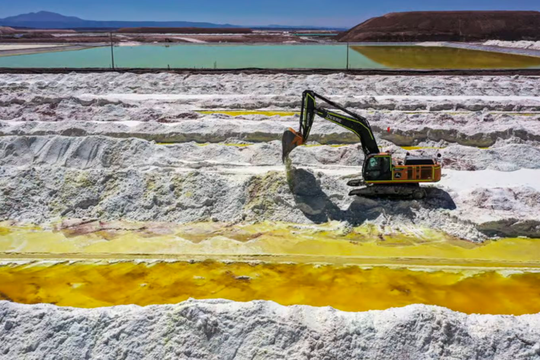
(1, 71, 540, 358)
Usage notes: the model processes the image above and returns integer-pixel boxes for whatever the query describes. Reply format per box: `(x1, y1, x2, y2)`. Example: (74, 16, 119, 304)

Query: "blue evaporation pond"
(0, 44, 383, 69)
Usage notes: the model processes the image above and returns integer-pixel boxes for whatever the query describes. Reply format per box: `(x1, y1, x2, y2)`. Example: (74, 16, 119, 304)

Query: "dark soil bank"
(338, 11, 540, 42)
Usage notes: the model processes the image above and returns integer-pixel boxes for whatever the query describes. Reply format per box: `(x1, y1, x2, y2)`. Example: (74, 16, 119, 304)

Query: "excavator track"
(349, 184, 426, 199)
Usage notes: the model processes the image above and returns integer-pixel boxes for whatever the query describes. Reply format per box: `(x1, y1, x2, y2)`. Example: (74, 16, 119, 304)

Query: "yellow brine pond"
(0, 221, 539, 314)
(352, 46, 540, 69)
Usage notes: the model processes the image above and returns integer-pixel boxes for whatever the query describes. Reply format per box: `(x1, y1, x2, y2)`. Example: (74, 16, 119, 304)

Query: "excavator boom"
(282, 90, 380, 162)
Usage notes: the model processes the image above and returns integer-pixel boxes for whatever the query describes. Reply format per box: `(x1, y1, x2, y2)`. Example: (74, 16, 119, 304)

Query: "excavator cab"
(363, 154, 392, 181)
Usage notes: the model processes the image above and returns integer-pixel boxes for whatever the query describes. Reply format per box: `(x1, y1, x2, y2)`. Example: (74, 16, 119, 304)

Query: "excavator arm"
(282, 90, 380, 162)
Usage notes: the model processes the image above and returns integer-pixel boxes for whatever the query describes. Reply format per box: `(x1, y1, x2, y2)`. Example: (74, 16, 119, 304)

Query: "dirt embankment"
(117, 27, 253, 34)
(0, 27, 75, 35)
(0, 27, 16, 35)
(338, 11, 540, 42)
(0, 31, 311, 44)
(0, 37, 111, 44)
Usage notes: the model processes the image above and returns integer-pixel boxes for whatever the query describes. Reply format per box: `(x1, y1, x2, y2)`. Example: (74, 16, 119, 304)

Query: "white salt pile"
(1, 299, 539, 360)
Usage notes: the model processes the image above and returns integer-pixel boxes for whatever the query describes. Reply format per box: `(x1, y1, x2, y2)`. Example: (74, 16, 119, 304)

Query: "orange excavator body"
(363, 153, 442, 185)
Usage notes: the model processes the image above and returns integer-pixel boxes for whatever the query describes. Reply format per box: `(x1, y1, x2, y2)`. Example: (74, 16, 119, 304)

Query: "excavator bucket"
(282, 128, 303, 162)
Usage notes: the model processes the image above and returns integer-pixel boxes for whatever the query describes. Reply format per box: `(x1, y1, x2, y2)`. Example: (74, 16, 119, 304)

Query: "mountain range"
(0, 11, 236, 29)
(0, 11, 345, 30)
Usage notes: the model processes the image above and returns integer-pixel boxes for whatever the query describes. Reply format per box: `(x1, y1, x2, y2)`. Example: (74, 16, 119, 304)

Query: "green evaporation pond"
(0, 44, 379, 69)
(1, 44, 539, 69)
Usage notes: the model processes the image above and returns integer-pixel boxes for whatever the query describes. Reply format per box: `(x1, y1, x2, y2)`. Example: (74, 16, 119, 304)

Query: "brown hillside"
(0, 27, 16, 35)
(338, 11, 540, 42)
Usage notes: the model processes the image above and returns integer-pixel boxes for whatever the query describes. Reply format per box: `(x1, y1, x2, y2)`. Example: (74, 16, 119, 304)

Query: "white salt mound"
(0, 299, 539, 360)
(484, 40, 540, 51)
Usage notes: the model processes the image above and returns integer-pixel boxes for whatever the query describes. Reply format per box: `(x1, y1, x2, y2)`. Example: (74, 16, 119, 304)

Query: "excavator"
(282, 90, 442, 199)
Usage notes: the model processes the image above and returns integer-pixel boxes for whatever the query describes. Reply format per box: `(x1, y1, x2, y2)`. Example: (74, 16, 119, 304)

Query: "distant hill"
(338, 11, 540, 42)
(0, 11, 345, 31)
(0, 11, 238, 29)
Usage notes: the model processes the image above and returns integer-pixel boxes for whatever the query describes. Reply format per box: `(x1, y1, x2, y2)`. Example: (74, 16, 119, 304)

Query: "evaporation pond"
(2, 223, 540, 314)
(1, 44, 540, 69)
(352, 45, 540, 69)
(1, 260, 540, 315)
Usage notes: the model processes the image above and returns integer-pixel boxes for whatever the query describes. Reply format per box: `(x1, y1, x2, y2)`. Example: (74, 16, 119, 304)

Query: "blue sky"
(1, 0, 539, 27)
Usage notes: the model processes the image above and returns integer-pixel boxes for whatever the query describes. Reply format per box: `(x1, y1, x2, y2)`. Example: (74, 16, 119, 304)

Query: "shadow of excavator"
(288, 167, 456, 225)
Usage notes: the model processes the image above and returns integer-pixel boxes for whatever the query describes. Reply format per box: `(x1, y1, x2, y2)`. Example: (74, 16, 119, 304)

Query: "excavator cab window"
(364, 156, 392, 181)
